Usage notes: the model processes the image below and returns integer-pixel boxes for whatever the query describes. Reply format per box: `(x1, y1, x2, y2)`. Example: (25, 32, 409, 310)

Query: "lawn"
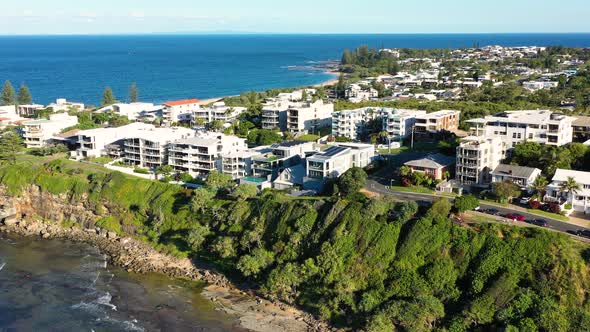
(298, 134, 321, 142)
(86, 156, 114, 165)
(527, 209, 570, 222)
(378, 146, 409, 155)
(481, 199, 509, 207)
(390, 185, 435, 194)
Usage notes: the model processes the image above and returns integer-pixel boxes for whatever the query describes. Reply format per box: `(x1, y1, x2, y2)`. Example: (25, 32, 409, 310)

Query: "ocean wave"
(0, 262, 5, 272)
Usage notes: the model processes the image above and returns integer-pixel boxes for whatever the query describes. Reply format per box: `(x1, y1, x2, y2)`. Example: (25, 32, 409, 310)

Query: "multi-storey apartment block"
(124, 127, 194, 169)
(382, 109, 428, 141)
(287, 100, 334, 134)
(251, 141, 316, 180)
(456, 136, 505, 187)
(468, 110, 575, 148)
(168, 133, 247, 178)
(71, 122, 155, 159)
(306, 143, 375, 181)
(192, 101, 246, 125)
(331, 107, 383, 140)
(162, 99, 199, 125)
(414, 110, 461, 136)
(261, 101, 290, 131)
(22, 113, 78, 148)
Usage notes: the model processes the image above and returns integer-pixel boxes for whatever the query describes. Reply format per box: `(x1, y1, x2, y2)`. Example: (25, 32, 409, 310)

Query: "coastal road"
(366, 177, 590, 236)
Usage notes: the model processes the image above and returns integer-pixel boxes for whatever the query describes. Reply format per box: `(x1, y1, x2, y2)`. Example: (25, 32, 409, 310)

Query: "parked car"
(483, 208, 501, 216)
(505, 213, 526, 221)
(576, 230, 590, 238)
(519, 197, 531, 205)
(529, 219, 548, 227)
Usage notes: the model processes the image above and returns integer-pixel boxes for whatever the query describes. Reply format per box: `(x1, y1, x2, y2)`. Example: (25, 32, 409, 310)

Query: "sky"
(0, 0, 589, 35)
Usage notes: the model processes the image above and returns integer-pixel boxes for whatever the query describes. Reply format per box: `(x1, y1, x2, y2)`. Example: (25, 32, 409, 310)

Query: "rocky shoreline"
(0, 217, 332, 332)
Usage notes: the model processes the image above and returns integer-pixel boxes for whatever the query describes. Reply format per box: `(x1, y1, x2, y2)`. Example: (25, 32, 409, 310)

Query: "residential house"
(47, 98, 85, 112)
(467, 110, 575, 148)
(523, 81, 559, 91)
(124, 127, 195, 170)
(17, 104, 44, 117)
(162, 99, 199, 125)
(22, 113, 79, 148)
(97, 102, 160, 121)
(456, 136, 505, 187)
(490, 164, 542, 193)
(168, 133, 248, 179)
(404, 153, 456, 180)
(572, 116, 590, 143)
(545, 169, 590, 214)
(345, 83, 379, 103)
(287, 100, 334, 134)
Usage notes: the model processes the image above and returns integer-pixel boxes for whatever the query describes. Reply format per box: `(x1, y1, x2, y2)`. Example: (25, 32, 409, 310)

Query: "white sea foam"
(0, 262, 5, 272)
(96, 292, 117, 311)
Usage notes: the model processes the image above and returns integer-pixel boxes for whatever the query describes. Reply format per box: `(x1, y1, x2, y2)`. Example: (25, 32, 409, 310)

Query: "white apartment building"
(162, 99, 199, 124)
(221, 146, 270, 180)
(468, 110, 575, 148)
(251, 141, 316, 180)
(382, 109, 428, 141)
(456, 136, 505, 187)
(17, 104, 44, 117)
(71, 122, 155, 159)
(306, 143, 375, 180)
(261, 101, 290, 131)
(287, 100, 334, 134)
(523, 81, 559, 91)
(332, 107, 383, 140)
(345, 84, 378, 103)
(192, 102, 246, 124)
(47, 98, 85, 112)
(0, 105, 25, 128)
(97, 102, 160, 120)
(168, 133, 248, 178)
(124, 127, 195, 170)
(22, 113, 79, 148)
(545, 169, 590, 214)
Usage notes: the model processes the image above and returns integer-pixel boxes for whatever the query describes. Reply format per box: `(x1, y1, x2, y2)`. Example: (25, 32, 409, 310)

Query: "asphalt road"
(366, 178, 590, 237)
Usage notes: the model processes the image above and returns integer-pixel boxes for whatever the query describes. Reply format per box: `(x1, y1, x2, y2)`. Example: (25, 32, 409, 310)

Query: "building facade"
(414, 110, 461, 136)
(124, 127, 195, 169)
(456, 136, 505, 187)
(331, 107, 382, 140)
(545, 169, 590, 214)
(287, 100, 334, 134)
(22, 113, 79, 148)
(490, 164, 542, 193)
(382, 109, 428, 141)
(162, 99, 199, 125)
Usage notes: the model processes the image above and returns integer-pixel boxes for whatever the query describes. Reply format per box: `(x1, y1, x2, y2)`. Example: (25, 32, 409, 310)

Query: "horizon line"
(1, 31, 590, 37)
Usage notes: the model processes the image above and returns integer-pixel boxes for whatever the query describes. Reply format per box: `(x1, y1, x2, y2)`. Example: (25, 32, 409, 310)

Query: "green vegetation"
(1, 80, 16, 106)
(246, 129, 283, 146)
(102, 86, 116, 106)
(86, 156, 114, 165)
(128, 82, 138, 103)
(1, 159, 589, 331)
(0, 130, 24, 165)
(298, 134, 320, 142)
(28, 144, 69, 157)
(454, 195, 480, 214)
(63, 109, 131, 132)
(390, 185, 435, 194)
(508, 141, 590, 178)
(17, 83, 33, 105)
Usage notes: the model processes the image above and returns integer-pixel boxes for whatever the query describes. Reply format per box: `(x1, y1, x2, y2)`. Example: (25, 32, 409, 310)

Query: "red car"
(505, 213, 526, 221)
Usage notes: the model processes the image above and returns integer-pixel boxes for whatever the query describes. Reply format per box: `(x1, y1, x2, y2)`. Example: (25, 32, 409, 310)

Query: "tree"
(102, 86, 116, 106)
(399, 165, 412, 177)
(337, 167, 368, 195)
(232, 184, 258, 200)
(0, 131, 24, 164)
(493, 180, 521, 203)
(454, 195, 480, 214)
(156, 165, 174, 177)
(205, 170, 234, 190)
(1, 80, 16, 106)
(190, 188, 215, 214)
(128, 82, 138, 103)
(393, 201, 419, 223)
(237, 248, 275, 277)
(187, 223, 211, 251)
(559, 176, 581, 204)
(17, 83, 32, 105)
(531, 175, 549, 199)
(208, 120, 224, 132)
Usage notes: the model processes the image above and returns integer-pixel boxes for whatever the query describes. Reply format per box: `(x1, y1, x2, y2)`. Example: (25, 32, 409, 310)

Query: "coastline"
(0, 218, 330, 332)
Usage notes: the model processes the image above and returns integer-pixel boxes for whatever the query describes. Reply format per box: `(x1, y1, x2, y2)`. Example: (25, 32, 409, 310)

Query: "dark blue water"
(0, 33, 589, 105)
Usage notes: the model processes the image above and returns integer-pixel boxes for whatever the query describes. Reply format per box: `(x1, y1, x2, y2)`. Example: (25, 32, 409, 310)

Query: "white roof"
(552, 169, 590, 185)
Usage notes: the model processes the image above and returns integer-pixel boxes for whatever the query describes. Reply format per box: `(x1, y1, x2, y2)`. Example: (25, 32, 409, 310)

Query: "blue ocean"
(0, 33, 589, 105)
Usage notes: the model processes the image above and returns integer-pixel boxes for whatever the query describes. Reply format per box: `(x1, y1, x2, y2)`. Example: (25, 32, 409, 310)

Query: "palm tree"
(559, 176, 581, 204)
(531, 175, 549, 200)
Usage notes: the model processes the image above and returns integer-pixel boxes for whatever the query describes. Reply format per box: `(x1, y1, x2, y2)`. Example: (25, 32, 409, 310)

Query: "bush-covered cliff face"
(2, 161, 590, 331)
